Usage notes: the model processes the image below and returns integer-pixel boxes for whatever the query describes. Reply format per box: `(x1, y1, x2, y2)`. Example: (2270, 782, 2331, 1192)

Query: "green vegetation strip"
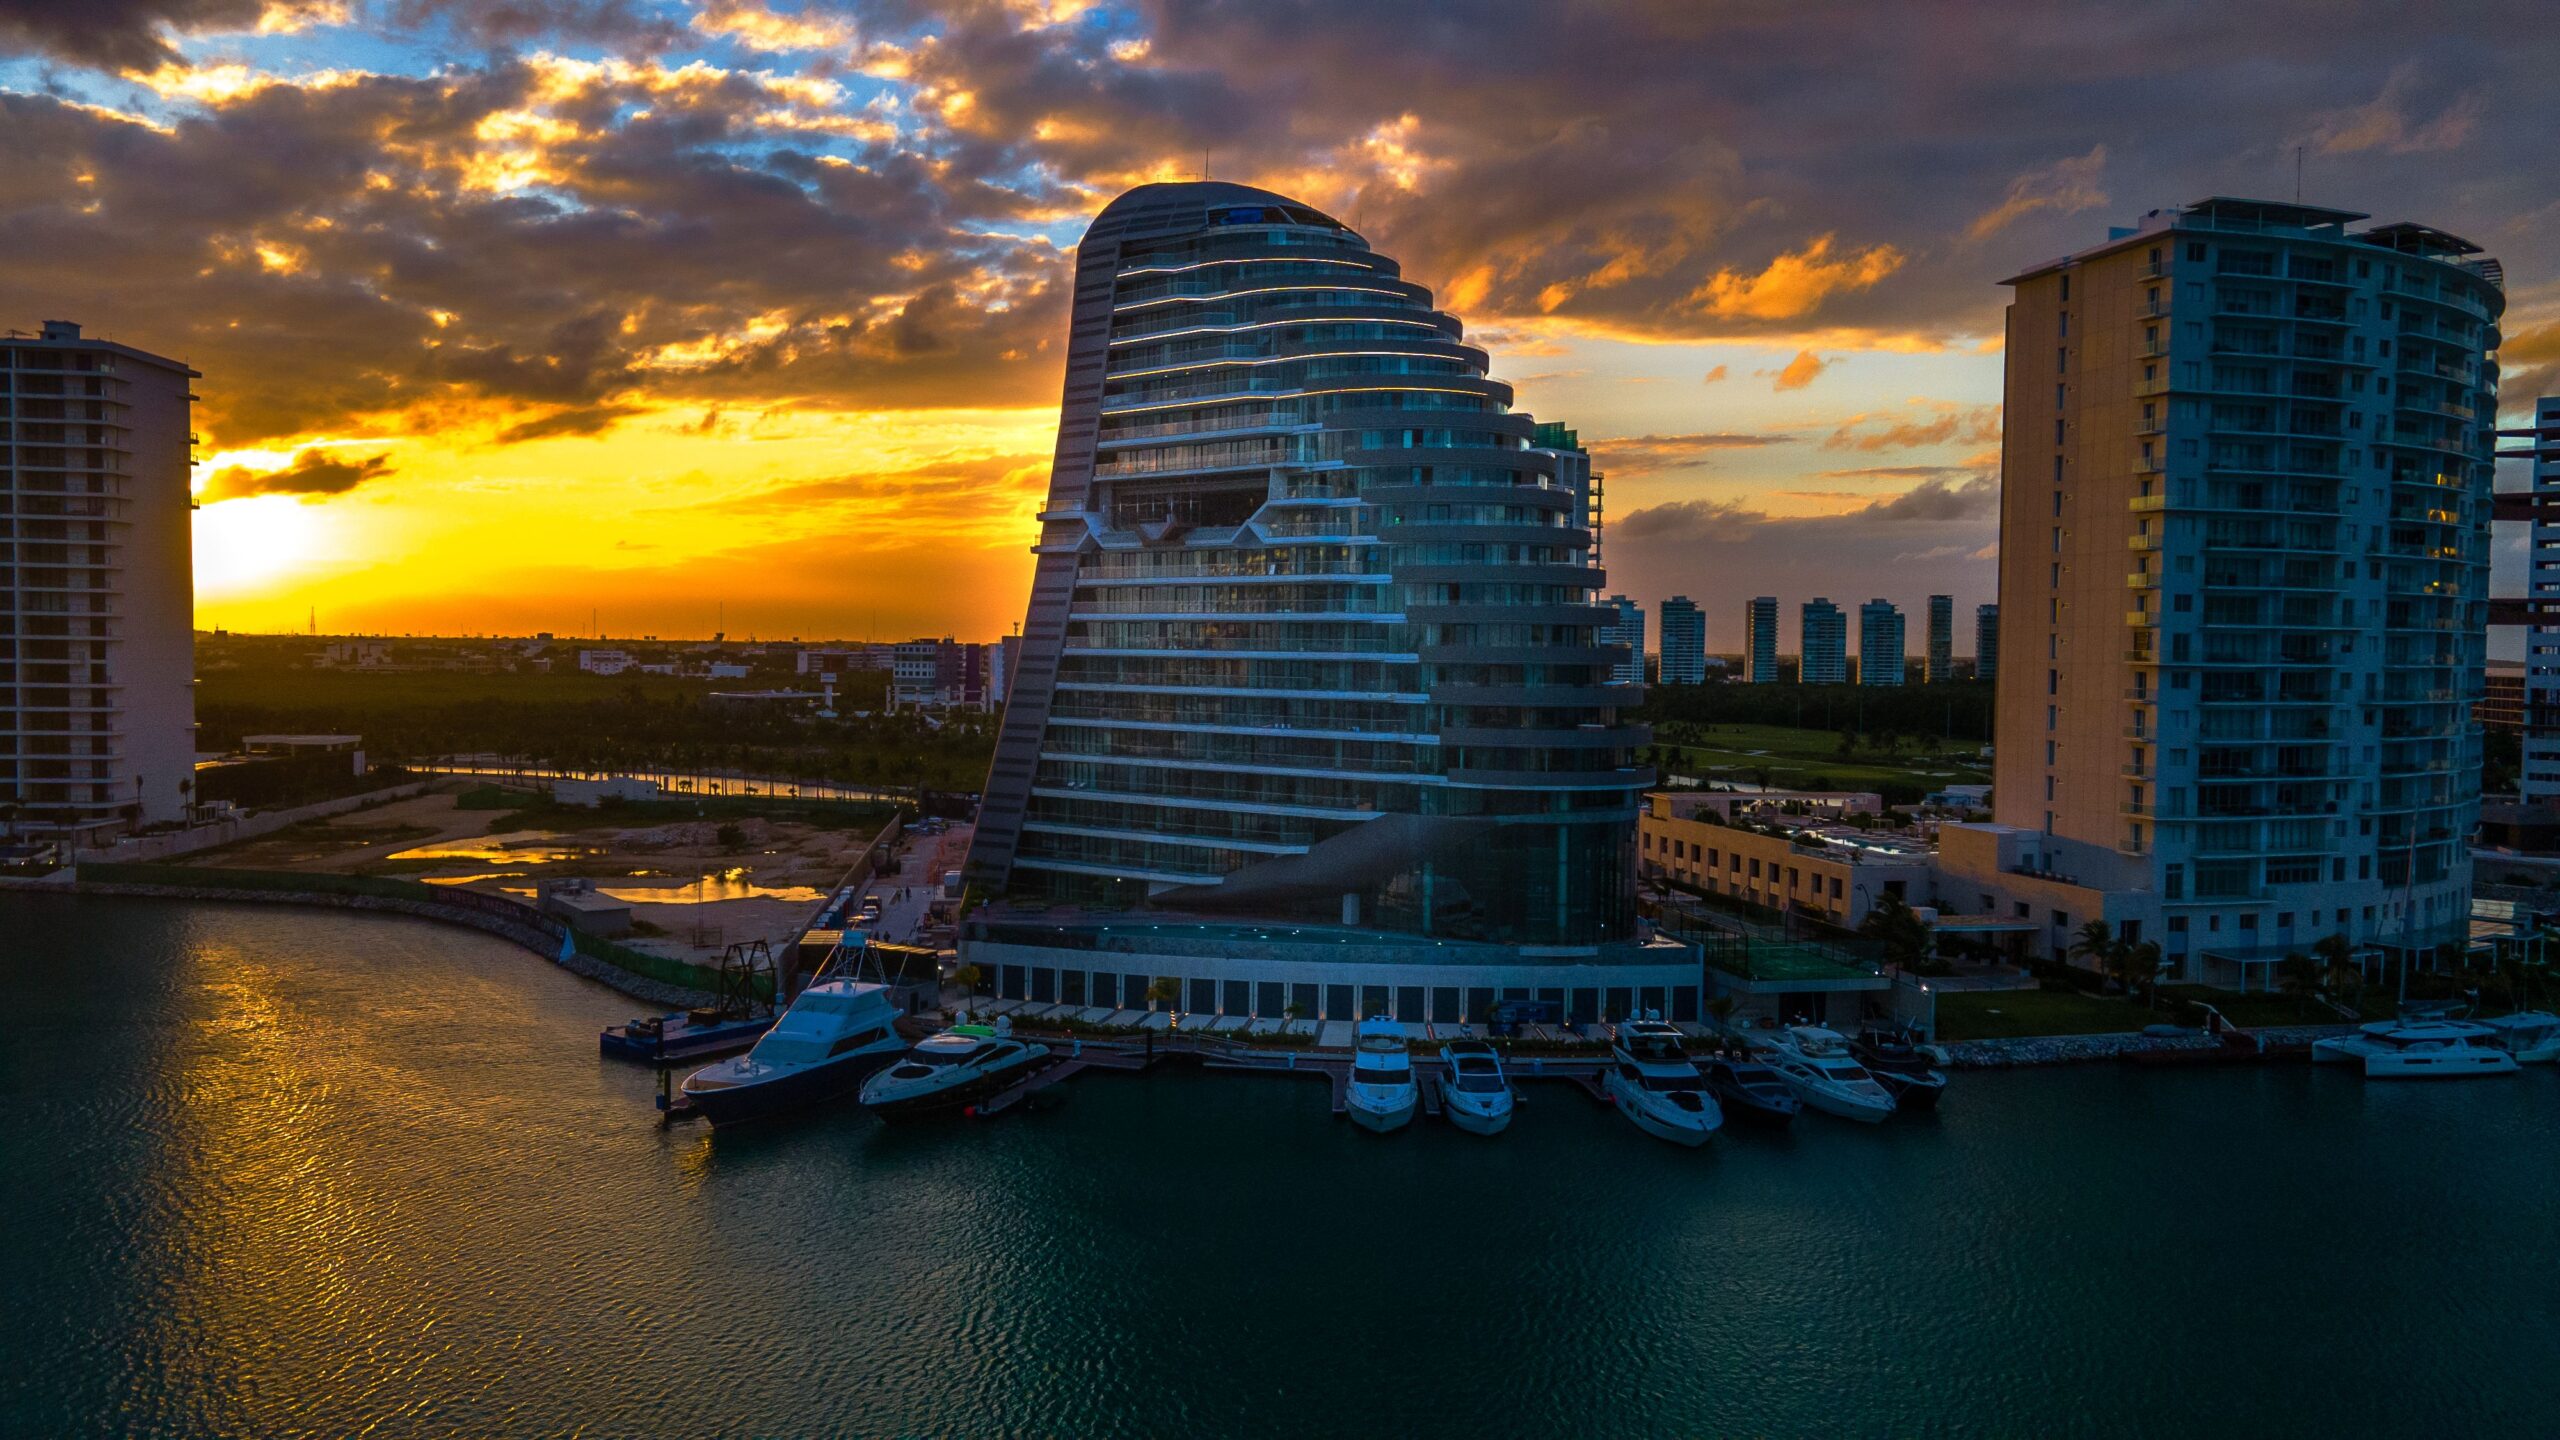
(78, 861, 732, 995)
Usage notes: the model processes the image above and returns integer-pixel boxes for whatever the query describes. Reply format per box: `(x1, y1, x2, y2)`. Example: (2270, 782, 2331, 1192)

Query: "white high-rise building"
(2504, 396, 2560, 805)
(2, 321, 196, 835)
(1657, 595, 1705, 684)
(1599, 595, 1646, 685)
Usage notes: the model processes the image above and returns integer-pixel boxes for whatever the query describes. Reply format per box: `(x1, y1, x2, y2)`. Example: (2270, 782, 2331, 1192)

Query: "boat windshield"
(1453, 1072, 1505, 1093)
(747, 1035, 832, 1066)
(1822, 1063, 1876, 1082)
(1352, 1064, 1410, 1087)
(904, 1045, 977, 1067)
(1641, 1073, 1705, 1092)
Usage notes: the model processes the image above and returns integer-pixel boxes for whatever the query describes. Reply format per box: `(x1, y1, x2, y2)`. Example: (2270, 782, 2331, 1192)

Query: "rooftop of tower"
(1086, 180, 1353, 242)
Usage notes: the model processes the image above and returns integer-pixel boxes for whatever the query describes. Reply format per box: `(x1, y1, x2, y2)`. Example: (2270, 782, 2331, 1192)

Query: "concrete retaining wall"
(75, 879, 715, 1008)
(82, 783, 434, 863)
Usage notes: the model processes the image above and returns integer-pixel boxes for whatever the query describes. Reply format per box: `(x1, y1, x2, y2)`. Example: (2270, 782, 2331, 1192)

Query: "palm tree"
(1858, 894, 1933, 973)
(2068, 919, 2122, 980)
(2276, 952, 2323, 1013)
(1145, 975, 1183, 1017)
(1706, 994, 1739, 1034)
(2108, 940, 2164, 1006)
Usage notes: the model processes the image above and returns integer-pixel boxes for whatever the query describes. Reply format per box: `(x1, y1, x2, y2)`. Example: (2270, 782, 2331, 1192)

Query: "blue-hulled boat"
(600, 1008, 777, 1064)
(677, 980, 906, 1125)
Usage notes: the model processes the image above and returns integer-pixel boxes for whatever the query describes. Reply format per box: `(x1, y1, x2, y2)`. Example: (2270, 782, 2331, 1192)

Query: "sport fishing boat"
(1849, 1022, 1950, 1112)
(1603, 1016, 1722, 1147)
(675, 980, 904, 1125)
(1697, 1052, 1800, 1126)
(1434, 1039, 1513, 1136)
(600, 1007, 775, 1064)
(2311, 1019, 2519, 1078)
(856, 1017, 1052, 1120)
(1754, 1025, 1898, 1123)
(1345, 1018, 1418, 1134)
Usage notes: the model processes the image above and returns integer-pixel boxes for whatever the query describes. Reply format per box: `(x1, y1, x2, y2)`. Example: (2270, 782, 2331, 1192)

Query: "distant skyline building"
(1857, 598, 1905, 686)
(1953, 197, 2502, 984)
(1744, 596, 1780, 683)
(1975, 603, 2000, 683)
(2501, 396, 2560, 806)
(1599, 595, 1646, 685)
(1800, 598, 1846, 684)
(961, 182, 1680, 1024)
(1657, 595, 1706, 685)
(1, 321, 197, 834)
(1925, 594, 1954, 684)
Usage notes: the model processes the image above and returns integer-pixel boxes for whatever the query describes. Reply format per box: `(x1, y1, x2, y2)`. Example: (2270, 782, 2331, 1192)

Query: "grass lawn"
(1935, 988, 2161, 1041)
(1654, 722, 1989, 796)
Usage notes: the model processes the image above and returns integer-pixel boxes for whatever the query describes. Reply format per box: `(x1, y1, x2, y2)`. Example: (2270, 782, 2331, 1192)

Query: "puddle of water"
(595, 878, 828, 906)
(385, 831, 593, 865)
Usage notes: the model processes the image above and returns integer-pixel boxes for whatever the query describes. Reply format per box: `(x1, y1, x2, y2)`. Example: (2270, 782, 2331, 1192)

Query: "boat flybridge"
(1346, 1017, 1418, 1134)
(1604, 1014, 1723, 1147)
(1435, 1039, 1513, 1136)
(1754, 1025, 1898, 1123)
(2311, 1019, 2520, 1078)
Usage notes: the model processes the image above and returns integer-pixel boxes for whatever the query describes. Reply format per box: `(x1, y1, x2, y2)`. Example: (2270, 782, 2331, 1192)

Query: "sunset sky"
(4, 1, 2554, 647)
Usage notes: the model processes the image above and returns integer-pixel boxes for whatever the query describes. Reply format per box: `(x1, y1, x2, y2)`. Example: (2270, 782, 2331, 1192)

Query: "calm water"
(8, 896, 2560, 1438)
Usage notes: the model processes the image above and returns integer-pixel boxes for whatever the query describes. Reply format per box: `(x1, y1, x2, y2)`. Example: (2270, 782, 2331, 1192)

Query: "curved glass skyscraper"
(963, 182, 1677, 1023)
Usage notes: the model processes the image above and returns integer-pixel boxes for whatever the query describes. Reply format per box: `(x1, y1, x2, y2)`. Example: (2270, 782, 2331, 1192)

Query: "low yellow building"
(1637, 792, 1934, 929)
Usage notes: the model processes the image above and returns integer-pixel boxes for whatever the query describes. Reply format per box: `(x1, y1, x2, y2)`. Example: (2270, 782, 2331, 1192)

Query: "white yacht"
(677, 979, 905, 1125)
(1753, 1025, 1897, 1123)
(1604, 1016, 1722, 1147)
(2469, 1011, 2560, 1064)
(856, 1016, 1051, 1120)
(2311, 1019, 2520, 1078)
(1434, 1039, 1513, 1136)
(1345, 1018, 1417, 1134)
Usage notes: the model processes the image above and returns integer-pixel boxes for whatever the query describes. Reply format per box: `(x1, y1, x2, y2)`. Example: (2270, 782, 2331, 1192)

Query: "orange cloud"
(1772, 350, 1827, 391)
(1688, 235, 1904, 322)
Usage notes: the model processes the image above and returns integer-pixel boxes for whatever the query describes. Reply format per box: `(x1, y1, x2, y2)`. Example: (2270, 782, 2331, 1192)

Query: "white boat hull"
(1785, 1078, 1895, 1123)
(2364, 1050, 2519, 1079)
(1605, 1075, 1716, 1147)
(1348, 1092, 1417, 1133)
(1438, 1080, 1512, 1136)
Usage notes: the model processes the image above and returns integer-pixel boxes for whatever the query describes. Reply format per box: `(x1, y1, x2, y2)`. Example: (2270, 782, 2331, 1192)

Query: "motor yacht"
(676, 980, 904, 1125)
(1346, 1018, 1418, 1134)
(1753, 1025, 1897, 1123)
(1603, 1016, 1722, 1146)
(857, 1017, 1052, 1120)
(1697, 1052, 1799, 1126)
(2311, 1019, 2519, 1078)
(1434, 1039, 1513, 1136)
(1849, 1023, 1949, 1112)
(2469, 1011, 2560, 1064)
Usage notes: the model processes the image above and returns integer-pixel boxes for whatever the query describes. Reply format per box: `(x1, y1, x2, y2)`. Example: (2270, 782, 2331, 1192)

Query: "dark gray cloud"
(1595, 432, 1796, 475)
(0, 0, 264, 70)
(199, 448, 394, 501)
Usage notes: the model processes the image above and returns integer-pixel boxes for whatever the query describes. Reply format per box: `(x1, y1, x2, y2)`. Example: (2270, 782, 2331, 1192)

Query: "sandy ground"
(189, 789, 904, 963)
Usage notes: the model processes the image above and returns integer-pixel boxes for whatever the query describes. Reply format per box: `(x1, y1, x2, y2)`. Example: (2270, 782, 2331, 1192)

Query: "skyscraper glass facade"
(968, 182, 1648, 949)
(1745, 596, 1779, 683)
(1858, 599, 1905, 686)
(1657, 595, 1705, 684)
(1800, 599, 1847, 684)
